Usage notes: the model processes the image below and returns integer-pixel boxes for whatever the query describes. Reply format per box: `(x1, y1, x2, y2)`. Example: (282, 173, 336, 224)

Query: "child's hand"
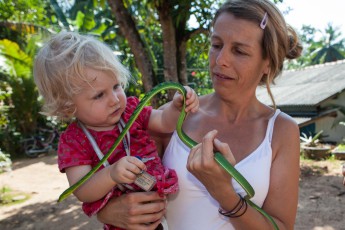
(173, 86, 199, 113)
(109, 156, 146, 184)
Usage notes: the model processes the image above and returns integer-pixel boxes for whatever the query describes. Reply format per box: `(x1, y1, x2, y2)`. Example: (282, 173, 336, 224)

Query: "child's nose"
(109, 92, 120, 105)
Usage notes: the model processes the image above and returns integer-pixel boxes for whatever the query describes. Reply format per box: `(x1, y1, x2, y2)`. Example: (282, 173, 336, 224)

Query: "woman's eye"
(234, 48, 247, 55)
(211, 43, 221, 49)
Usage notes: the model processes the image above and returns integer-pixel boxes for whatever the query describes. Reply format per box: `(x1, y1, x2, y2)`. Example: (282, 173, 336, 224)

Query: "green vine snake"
(58, 82, 279, 230)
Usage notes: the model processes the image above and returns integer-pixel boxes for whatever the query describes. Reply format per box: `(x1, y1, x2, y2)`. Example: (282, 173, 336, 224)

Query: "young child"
(33, 31, 199, 230)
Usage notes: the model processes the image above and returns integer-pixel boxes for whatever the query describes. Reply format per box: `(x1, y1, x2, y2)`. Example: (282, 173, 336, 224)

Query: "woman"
(98, 0, 302, 229)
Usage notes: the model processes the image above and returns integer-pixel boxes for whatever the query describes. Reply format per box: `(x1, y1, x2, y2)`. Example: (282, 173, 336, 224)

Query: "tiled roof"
(256, 60, 345, 106)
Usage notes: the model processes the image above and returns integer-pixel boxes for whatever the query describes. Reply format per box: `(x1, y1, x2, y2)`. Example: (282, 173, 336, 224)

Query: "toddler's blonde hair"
(34, 31, 131, 120)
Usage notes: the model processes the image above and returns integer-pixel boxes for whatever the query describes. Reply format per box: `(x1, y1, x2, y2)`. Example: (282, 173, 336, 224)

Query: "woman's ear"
(263, 60, 270, 75)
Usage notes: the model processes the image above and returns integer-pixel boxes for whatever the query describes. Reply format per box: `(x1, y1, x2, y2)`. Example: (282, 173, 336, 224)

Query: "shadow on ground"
(11, 151, 58, 171)
(0, 196, 102, 230)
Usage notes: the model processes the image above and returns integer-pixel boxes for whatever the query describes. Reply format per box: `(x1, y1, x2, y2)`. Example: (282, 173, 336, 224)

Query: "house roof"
(294, 109, 338, 126)
(256, 60, 345, 106)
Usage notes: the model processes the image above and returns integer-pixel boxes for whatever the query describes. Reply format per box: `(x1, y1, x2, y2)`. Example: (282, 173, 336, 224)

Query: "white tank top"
(162, 109, 281, 230)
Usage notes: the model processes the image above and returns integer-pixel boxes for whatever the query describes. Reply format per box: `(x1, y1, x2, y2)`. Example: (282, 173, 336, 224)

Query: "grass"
(336, 143, 345, 150)
(0, 186, 30, 206)
(300, 155, 343, 177)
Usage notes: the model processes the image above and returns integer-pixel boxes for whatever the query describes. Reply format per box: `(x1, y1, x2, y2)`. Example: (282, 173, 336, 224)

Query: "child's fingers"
(127, 156, 147, 173)
(121, 170, 138, 182)
(182, 87, 192, 102)
(112, 157, 148, 184)
(184, 86, 193, 99)
(183, 88, 199, 113)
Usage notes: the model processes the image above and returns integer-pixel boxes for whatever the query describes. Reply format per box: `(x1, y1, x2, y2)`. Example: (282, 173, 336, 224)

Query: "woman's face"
(209, 13, 269, 98)
(72, 68, 127, 131)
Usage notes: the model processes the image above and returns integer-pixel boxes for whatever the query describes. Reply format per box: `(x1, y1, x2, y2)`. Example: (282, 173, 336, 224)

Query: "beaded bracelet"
(218, 194, 248, 218)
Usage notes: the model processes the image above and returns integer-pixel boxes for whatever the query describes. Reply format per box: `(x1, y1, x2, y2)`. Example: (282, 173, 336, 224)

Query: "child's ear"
(62, 104, 76, 119)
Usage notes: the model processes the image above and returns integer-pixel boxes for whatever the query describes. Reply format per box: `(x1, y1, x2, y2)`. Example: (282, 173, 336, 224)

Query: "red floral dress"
(58, 97, 178, 230)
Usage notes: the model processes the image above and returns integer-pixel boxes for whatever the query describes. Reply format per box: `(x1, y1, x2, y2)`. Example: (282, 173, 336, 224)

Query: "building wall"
(317, 91, 345, 144)
(316, 116, 345, 144)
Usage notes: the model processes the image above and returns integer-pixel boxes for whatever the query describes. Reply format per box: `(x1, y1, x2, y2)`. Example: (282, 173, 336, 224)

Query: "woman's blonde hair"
(33, 31, 131, 119)
(213, 0, 303, 108)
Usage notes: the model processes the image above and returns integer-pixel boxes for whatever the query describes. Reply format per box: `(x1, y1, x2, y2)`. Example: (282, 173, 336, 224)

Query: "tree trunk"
(177, 27, 210, 85)
(156, 1, 179, 99)
(107, 0, 156, 93)
(177, 38, 188, 85)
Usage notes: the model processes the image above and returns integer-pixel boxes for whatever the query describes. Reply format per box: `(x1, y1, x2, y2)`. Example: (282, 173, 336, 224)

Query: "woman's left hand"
(186, 130, 236, 199)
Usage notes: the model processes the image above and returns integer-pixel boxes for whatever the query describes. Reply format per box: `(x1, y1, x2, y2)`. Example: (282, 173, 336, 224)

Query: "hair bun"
(286, 26, 303, 59)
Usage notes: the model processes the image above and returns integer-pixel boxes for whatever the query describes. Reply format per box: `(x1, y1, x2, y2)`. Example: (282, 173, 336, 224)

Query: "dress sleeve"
(57, 123, 94, 173)
(124, 96, 152, 130)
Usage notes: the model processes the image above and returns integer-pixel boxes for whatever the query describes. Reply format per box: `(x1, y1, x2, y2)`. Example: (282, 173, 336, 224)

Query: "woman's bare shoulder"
(276, 111, 299, 130)
(273, 111, 300, 149)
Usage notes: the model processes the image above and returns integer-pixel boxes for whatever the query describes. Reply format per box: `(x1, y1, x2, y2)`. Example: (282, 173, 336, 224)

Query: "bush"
(0, 149, 12, 173)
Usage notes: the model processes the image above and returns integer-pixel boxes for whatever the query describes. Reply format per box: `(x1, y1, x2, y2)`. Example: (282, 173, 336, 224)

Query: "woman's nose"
(216, 48, 230, 66)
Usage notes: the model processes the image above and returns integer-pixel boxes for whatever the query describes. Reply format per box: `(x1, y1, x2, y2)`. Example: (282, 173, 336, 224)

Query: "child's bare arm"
(65, 156, 146, 203)
(148, 86, 199, 133)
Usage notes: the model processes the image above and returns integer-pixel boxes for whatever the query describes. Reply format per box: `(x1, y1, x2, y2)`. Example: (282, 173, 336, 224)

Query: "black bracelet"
(218, 194, 248, 218)
(220, 194, 242, 214)
(229, 198, 247, 218)
(218, 194, 242, 216)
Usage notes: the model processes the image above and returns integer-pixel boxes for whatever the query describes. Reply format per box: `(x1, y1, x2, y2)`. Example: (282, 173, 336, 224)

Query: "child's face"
(73, 68, 127, 131)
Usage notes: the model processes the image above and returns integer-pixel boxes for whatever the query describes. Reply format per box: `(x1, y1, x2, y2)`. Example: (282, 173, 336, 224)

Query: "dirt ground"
(0, 152, 344, 230)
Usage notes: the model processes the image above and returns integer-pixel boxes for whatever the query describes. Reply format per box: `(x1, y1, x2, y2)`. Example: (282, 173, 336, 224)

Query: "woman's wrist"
(218, 194, 248, 218)
(210, 183, 238, 209)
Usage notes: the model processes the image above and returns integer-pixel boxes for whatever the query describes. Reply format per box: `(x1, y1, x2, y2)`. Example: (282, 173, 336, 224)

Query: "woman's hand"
(97, 192, 166, 230)
(187, 130, 237, 201)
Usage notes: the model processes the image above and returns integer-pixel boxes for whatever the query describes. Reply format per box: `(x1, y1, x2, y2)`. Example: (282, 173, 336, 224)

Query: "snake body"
(58, 82, 278, 230)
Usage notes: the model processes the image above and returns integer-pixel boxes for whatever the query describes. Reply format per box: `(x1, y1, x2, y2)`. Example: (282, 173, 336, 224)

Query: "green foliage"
(300, 130, 324, 147)
(309, 24, 345, 64)
(0, 0, 50, 23)
(290, 24, 345, 68)
(336, 144, 345, 150)
(0, 185, 30, 206)
(0, 0, 59, 157)
(0, 149, 12, 173)
(0, 37, 43, 157)
(186, 32, 211, 95)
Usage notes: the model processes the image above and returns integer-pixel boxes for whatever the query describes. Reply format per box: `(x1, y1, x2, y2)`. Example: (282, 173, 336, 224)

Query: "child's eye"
(113, 84, 121, 91)
(93, 92, 104, 100)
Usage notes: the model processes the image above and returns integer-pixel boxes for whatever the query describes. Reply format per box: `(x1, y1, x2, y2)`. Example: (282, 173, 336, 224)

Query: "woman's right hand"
(187, 130, 237, 204)
(97, 191, 167, 230)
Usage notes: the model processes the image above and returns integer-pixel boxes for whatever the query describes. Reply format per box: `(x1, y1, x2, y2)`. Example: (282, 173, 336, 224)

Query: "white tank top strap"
(266, 109, 281, 143)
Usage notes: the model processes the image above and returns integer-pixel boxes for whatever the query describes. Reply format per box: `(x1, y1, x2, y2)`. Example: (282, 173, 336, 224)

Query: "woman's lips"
(213, 72, 234, 80)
